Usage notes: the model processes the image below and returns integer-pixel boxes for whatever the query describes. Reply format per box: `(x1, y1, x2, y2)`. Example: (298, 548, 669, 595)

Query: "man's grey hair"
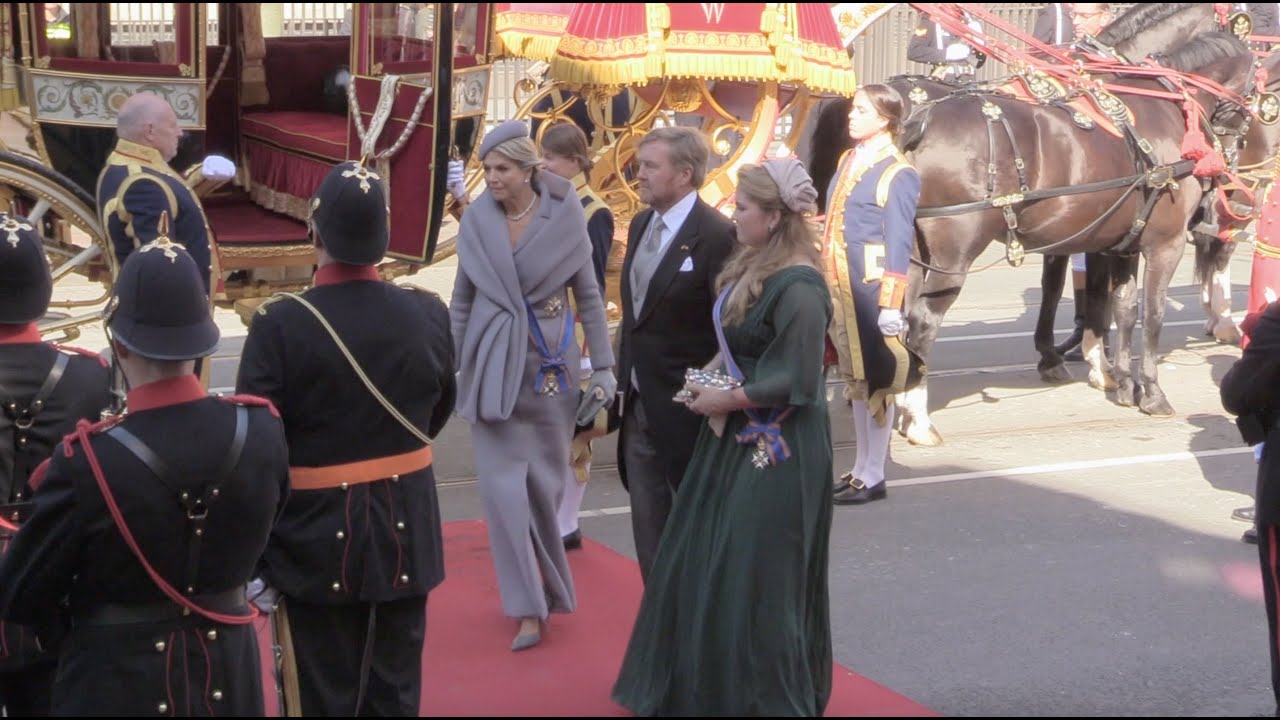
(638, 126, 710, 189)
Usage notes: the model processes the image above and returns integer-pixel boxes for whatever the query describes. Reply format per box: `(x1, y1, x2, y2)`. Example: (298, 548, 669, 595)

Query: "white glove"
(1256, 443, 1266, 464)
(576, 368, 617, 426)
(944, 42, 971, 61)
(447, 159, 468, 202)
(201, 154, 236, 181)
(878, 308, 905, 336)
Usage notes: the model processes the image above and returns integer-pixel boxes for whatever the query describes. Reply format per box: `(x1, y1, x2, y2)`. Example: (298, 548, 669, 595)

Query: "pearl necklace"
(505, 193, 538, 222)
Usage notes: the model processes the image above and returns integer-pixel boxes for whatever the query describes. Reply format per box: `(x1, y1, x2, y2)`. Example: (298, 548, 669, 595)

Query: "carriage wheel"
(0, 150, 111, 343)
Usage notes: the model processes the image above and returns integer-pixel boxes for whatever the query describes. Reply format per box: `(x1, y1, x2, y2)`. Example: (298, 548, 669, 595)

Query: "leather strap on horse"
(279, 292, 433, 448)
(70, 406, 256, 626)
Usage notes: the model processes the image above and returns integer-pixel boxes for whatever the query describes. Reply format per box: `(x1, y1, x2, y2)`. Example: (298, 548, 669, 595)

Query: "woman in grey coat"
(449, 120, 617, 651)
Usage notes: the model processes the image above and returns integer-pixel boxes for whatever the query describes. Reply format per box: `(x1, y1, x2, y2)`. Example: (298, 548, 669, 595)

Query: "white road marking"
(576, 446, 1255, 518)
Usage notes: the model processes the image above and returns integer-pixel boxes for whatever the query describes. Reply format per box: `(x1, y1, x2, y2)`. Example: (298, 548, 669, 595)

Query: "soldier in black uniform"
(1221, 300, 1280, 711)
(0, 230, 290, 716)
(0, 213, 112, 716)
(236, 160, 456, 716)
(906, 9, 985, 82)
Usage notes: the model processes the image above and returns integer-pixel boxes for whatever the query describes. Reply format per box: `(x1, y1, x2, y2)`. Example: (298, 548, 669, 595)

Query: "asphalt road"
(197, 241, 1269, 717)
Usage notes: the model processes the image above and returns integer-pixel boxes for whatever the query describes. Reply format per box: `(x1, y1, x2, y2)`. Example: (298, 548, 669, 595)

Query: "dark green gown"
(612, 266, 835, 717)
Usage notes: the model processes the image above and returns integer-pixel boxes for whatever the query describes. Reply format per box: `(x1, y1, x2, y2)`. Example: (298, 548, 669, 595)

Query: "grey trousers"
(622, 392, 678, 583)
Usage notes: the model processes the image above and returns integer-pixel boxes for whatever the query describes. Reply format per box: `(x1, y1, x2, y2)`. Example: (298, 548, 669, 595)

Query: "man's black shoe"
(1244, 526, 1259, 545)
(834, 479, 887, 505)
(562, 529, 583, 551)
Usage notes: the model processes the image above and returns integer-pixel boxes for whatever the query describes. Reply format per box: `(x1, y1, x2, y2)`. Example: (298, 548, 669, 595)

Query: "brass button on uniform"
(336, 530, 345, 540)
(399, 574, 409, 583)
(332, 581, 341, 592)
(390, 474, 399, 482)
(158, 702, 169, 713)
(206, 629, 217, 640)
(395, 521, 405, 531)
(212, 690, 223, 701)
(155, 640, 166, 652)
(340, 482, 349, 490)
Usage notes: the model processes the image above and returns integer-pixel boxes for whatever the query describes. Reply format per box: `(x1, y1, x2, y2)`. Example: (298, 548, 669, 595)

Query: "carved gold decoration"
(908, 86, 928, 104)
(1256, 93, 1280, 126)
(666, 78, 703, 112)
(1230, 11, 1254, 42)
(981, 100, 1002, 120)
(35, 56, 50, 69)
(179, 63, 193, 77)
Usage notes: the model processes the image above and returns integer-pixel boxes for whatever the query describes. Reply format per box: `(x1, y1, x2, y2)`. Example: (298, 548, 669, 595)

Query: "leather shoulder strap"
(279, 293, 432, 446)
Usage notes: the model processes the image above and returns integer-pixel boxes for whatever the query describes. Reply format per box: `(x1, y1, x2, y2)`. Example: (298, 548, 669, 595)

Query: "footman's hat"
(310, 160, 389, 265)
(107, 213, 219, 360)
(0, 213, 52, 324)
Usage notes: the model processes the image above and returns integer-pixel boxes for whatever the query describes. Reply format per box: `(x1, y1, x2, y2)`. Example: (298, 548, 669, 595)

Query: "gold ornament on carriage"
(1229, 11, 1254, 42)
(1254, 92, 1280, 126)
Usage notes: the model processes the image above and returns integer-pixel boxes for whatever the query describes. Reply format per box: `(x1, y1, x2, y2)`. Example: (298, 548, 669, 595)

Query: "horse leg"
(1035, 255, 1073, 384)
(1136, 238, 1183, 417)
(897, 266, 965, 447)
(1108, 254, 1141, 407)
(1200, 230, 1241, 344)
(1081, 252, 1117, 391)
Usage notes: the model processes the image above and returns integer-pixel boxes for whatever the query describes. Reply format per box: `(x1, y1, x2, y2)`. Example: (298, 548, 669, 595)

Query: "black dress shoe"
(1244, 526, 1259, 545)
(1233, 506, 1256, 523)
(562, 529, 582, 551)
(833, 470, 854, 494)
(834, 479, 887, 505)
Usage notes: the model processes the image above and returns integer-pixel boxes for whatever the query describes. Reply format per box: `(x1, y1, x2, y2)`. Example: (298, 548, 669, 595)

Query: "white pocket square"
(678, 257, 694, 272)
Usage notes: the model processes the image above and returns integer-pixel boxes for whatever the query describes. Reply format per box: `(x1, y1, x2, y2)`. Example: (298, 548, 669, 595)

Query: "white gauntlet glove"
(201, 154, 237, 181)
(877, 308, 905, 337)
(944, 42, 971, 61)
(447, 159, 468, 202)
(577, 368, 617, 426)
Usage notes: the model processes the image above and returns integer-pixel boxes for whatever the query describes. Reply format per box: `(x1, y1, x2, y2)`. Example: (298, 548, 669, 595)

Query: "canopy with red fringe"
(500, 3, 857, 95)
(492, 3, 577, 60)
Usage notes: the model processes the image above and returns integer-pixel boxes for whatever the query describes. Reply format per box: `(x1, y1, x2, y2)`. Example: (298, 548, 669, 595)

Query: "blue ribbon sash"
(525, 299, 575, 396)
(711, 285, 795, 467)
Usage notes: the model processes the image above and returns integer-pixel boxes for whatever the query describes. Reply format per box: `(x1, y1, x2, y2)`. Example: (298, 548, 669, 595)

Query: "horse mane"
(808, 97, 852, 213)
(1153, 32, 1250, 74)
(1096, 3, 1203, 46)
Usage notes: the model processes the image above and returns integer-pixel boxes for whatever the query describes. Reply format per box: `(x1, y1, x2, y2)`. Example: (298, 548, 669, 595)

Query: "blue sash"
(525, 299, 575, 395)
(712, 285, 795, 466)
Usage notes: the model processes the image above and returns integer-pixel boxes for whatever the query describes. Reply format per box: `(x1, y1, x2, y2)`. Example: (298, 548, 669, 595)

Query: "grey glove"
(577, 368, 617, 426)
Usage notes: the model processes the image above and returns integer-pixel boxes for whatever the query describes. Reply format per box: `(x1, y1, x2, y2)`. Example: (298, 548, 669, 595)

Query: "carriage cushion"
(241, 112, 349, 161)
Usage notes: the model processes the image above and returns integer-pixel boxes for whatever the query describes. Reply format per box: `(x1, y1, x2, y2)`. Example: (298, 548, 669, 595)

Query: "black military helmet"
(0, 212, 53, 324)
(106, 215, 218, 361)
(309, 160, 389, 265)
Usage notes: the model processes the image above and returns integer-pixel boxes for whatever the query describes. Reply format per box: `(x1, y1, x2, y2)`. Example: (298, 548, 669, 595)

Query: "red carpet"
(419, 519, 939, 717)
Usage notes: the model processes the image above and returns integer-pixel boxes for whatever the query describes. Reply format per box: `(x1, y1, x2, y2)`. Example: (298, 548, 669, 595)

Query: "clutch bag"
(673, 367, 741, 403)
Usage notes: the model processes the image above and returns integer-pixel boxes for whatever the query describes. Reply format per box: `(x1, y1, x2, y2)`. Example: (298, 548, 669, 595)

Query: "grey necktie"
(630, 215, 665, 314)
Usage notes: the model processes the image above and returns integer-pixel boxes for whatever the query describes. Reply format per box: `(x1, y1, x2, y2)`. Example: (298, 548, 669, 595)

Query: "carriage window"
(42, 3, 71, 40)
(108, 3, 176, 48)
(453, 3, 478, 58)
(370, 3, 435, 67)
(260, 2, 353, 38)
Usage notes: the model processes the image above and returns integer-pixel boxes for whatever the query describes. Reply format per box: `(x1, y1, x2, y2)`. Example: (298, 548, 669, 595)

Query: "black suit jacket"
(614, 197, 735, 489)
(1032, 3, 1070, 46)
(1222, 301, 1280, 525)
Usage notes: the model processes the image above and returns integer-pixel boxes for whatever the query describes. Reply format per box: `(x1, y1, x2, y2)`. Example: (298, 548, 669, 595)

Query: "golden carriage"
(0, 2, 493, 341)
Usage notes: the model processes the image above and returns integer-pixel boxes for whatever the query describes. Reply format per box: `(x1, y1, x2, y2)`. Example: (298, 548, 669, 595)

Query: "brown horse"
(891, 29, 1255, 446)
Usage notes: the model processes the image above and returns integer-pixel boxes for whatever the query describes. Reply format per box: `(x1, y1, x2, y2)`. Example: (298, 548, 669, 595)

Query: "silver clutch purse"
(673, 367, 742, 403)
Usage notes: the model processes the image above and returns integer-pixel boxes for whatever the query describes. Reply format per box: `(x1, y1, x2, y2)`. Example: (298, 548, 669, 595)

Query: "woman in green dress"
(611, 158, 834, 716)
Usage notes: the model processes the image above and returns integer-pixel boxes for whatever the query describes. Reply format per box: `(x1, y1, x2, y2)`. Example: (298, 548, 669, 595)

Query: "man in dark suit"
(615, 126, 735, 582)
(1221, 300, 1280, 713)
(907, 9, 985, 82)
(237, 161, 456, 715)
(0, 231, 290, 716)
(1032, 3, 1073, 46)
(0, 212, 113, 717)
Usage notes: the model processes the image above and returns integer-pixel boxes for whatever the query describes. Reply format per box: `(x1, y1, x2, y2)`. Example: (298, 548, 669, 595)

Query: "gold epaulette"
(875, 158, 913, 208)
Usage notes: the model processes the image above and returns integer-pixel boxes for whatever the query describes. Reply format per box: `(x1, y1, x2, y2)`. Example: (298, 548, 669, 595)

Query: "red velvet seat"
(241, 111, 349, 161)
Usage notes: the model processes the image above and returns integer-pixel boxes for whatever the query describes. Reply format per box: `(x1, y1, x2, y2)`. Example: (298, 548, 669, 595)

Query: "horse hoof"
(1114, 379, 1137, 407)
(1087, 370, 1117, 392)
(1039, 362, 1073, 385)
(904, 422, 944, 447)
(1212, 323, 1241, 345)
(1139, 394, 1175, 417)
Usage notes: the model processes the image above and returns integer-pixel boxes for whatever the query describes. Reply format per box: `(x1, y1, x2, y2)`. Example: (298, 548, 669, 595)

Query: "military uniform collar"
(110, 138, 170, 170)
(570, 172, 590, 195)
(314, 262, 381, 287)
(0, 323, 40, 344)
(127, 374, 206, 413)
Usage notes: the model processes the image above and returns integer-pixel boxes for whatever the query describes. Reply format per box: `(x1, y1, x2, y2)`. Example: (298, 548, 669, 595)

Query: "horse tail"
(900, 102, 931, 153)
(809, 97, 853, 213)
(1191, 229, 1235, 286)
